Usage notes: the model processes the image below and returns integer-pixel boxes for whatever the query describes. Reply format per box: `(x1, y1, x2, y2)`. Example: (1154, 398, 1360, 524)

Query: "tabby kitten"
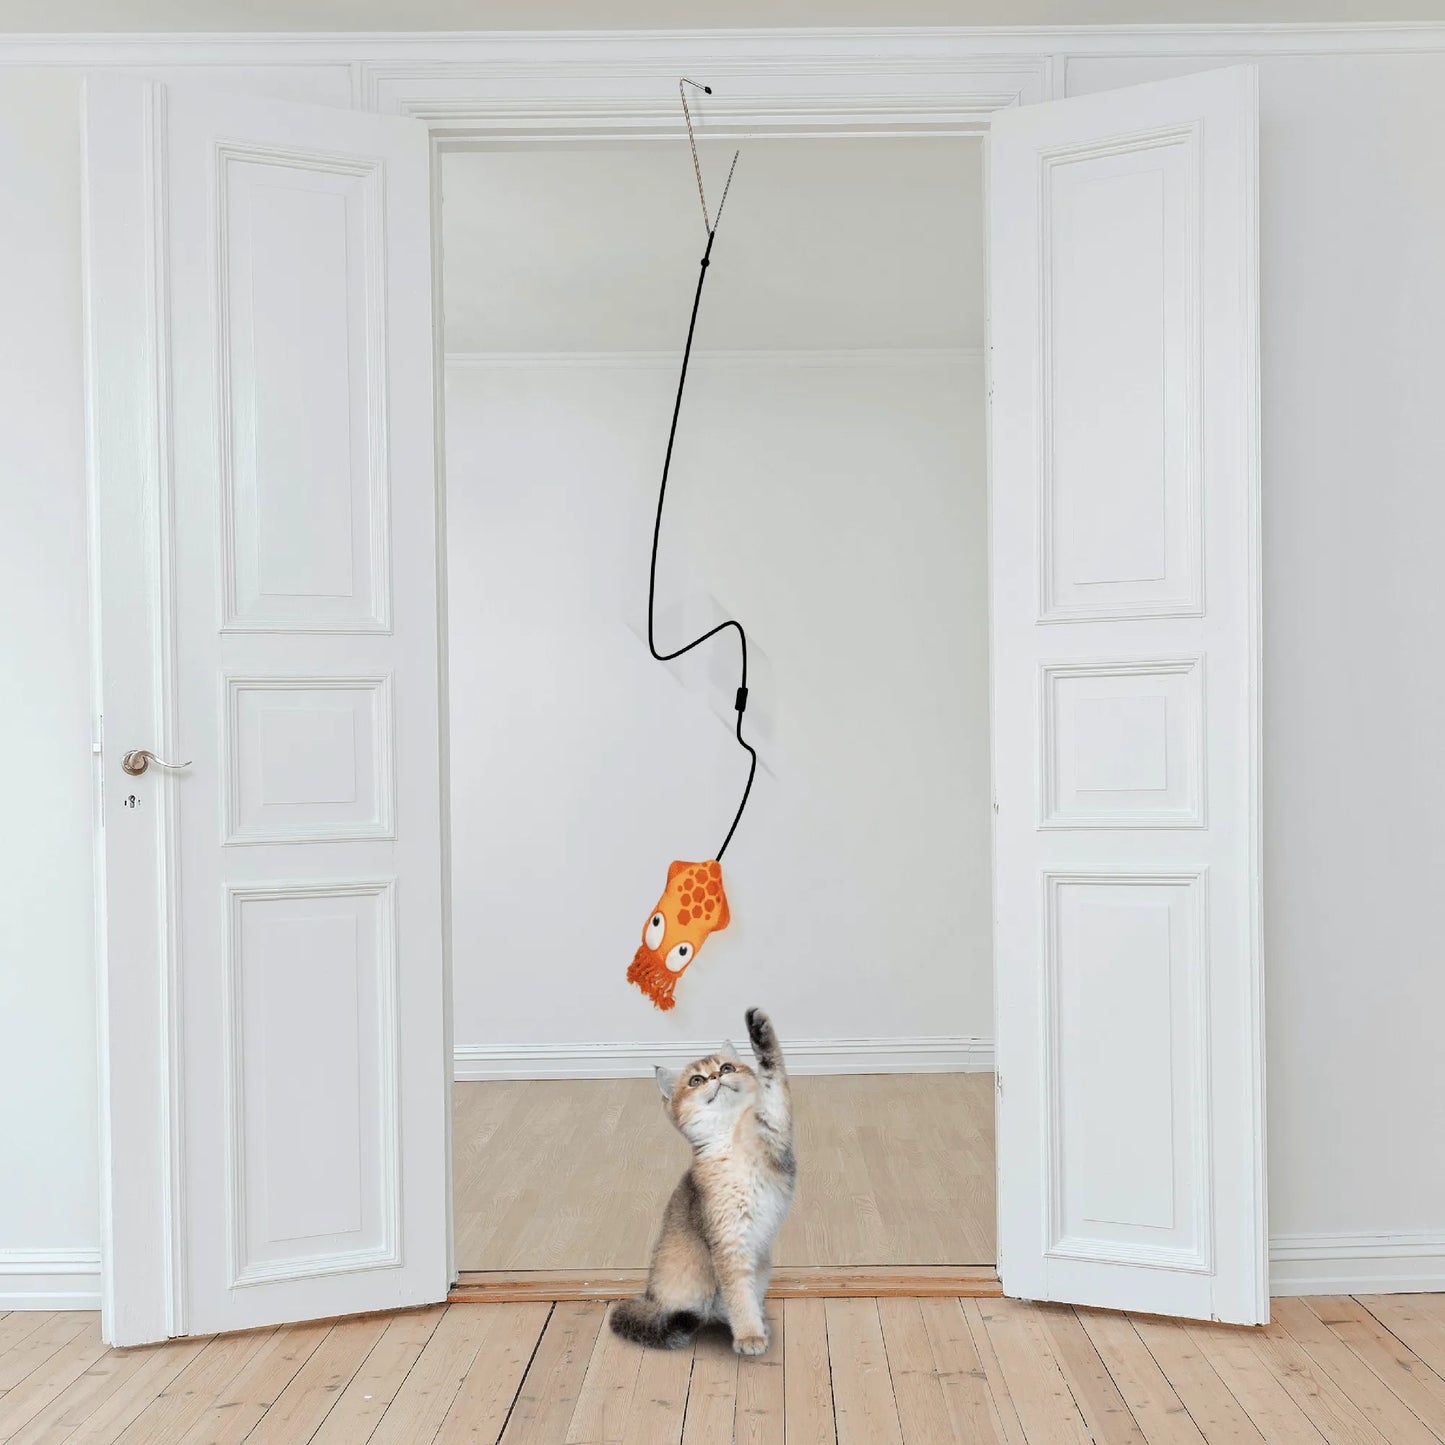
(611, 1007, 795, 1356)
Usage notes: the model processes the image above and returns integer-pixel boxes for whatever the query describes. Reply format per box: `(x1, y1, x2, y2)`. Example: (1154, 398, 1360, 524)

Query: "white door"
(85, 76, 448, 1343)
(990, 65, 1265, 1324)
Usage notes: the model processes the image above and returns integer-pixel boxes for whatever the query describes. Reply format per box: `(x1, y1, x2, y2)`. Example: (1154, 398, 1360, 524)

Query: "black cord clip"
(735, 686, 749, 714)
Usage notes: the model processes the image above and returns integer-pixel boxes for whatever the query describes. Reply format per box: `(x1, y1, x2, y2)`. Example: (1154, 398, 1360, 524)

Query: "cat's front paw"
(733, 1331, 769, 1356)
(745, 1007, 775, 1057)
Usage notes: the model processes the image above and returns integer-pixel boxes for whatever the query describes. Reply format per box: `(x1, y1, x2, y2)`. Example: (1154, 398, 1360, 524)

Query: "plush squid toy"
(627, 860, 731, 1011)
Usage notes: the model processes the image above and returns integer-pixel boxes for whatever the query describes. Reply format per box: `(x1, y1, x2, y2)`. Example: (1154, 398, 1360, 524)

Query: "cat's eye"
(689, 1074, 706, 1087)
(719, 1062, 735, 1074)
(645, 912, 665, 950)
(665, 941, 692, 971)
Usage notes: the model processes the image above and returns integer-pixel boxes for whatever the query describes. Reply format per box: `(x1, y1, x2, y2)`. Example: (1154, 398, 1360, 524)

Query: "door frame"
(415, 65, 1031, 1305)
(87, 45, 1264, 1340)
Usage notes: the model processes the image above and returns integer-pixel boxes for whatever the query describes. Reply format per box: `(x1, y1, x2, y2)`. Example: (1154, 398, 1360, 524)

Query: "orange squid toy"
(627, 860, 731, 1011)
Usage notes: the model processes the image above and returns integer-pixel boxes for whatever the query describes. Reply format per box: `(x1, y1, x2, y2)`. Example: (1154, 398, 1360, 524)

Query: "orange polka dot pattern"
(626, 858, 732, 1012)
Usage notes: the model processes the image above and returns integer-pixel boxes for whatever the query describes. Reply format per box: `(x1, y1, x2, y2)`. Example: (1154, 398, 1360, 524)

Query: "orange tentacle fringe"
(627, 945, 686, 1012)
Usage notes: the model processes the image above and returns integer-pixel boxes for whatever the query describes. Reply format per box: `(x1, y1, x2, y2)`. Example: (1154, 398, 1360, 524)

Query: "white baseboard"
(0, 1248, 103, 1310)
(1269, 1232, 1445, 1295)
(454, 1035, 994, 1081)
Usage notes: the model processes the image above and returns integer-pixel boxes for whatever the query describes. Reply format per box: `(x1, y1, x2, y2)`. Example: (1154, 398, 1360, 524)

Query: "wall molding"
(12, 1226, 1445, 1308)
(455, 1035, 994, 1080)
(6, 25, 1445, 68)
(1269, 1231, 1445, 1296)
(0, 1248, 104, 1310)
(445, 346, 984, 371)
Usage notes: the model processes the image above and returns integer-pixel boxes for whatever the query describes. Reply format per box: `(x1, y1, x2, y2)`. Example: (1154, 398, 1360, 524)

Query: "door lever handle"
(121, 749, 192, 776)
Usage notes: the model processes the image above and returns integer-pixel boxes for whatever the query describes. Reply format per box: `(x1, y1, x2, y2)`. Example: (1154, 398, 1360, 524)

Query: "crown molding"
(4, 23, 1445, 68)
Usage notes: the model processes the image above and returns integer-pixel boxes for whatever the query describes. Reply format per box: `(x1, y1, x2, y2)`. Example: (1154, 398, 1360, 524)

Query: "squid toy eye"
(627, 859, 731, 1012)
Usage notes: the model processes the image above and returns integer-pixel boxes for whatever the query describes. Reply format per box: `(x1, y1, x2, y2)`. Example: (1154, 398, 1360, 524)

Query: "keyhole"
(124, 794, 139, 809)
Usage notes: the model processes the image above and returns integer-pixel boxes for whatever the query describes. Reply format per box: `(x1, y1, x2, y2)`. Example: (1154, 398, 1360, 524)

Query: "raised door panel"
(224, 676, 395, 844)
(219, 148, 390, 632)
(1045, 871, 1209, 1271)
(224, 883, 399, 1286)
(1040, 131, 1200, 623)
(1040, 657, 1204, 828)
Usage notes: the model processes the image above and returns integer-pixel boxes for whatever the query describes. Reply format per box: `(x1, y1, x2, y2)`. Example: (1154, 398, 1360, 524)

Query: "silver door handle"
(121, 749, 192, 776)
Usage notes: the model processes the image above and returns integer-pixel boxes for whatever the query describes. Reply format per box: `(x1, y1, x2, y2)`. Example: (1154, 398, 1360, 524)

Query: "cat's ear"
(720, 1039, 742, 1063)
(655, 1066, 681, 1098)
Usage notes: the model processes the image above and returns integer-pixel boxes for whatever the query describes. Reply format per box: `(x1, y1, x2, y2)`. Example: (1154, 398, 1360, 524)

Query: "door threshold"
(449, 1264, 1001, 1303)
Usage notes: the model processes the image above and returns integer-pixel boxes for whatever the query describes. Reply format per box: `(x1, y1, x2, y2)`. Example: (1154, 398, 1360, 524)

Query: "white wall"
(445, 358, 993, 1064)
(5, 33, 1445, 1299)
(1068, 50, 1445, 1282)
(0, 72, 102, 1305)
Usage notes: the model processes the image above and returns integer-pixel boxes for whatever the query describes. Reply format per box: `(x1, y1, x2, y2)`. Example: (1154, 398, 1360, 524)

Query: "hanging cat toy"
(626, 81, 756, 1012)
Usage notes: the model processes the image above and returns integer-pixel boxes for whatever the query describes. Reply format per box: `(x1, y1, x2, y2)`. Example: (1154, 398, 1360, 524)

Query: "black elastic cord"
(647, 227, 757, 861)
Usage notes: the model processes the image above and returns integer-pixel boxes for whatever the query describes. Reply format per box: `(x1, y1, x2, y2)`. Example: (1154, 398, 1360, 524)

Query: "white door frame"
(412, 61, 1038, 1308)
(87, 40, 1264, 1337)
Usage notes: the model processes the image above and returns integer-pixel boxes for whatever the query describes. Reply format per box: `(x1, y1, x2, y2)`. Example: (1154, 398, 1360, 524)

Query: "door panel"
(85, 76, 447, 1341)
(990, 65, 1265, 1324)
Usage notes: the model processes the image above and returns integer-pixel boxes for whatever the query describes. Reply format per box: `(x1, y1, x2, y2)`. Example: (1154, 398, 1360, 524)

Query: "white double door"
(87, 77, 447, 1343)
(86, 64, 1264, 1345)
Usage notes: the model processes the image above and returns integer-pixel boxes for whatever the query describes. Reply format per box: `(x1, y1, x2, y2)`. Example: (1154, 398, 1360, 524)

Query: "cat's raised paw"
(745, 1007, 773, 1045)
(733, 1332, 769, 1356)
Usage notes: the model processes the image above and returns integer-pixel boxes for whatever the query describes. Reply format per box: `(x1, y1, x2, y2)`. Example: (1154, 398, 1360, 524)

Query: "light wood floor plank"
(915, 1297, 1009, 1445)
(1245, 1319, 1392, 1445)
(1075, 1309, 1207, 1445)
(370, 1305, 500, 1445)
(957, 1298, 1029, 1445)
(1271, 1298, 1443, 1445)
(56, 1338, 209, 1445)
(0, 1315, 107, 1441)
(1130, 1316, 1267, 1445)
(876, 1297, 959, 1444)
(1037, 1304, 1147, 1444)
(9, 1335, 199, 1445)
(0, 1317, 92, 1395)
(244, 1315, 390, 1444)
(824, 1298, 903, 1445)
(309, 1306, 446, 1445)
(977, 1299, 1091, 1445)
(108, 1330, 280, 1445)
(170, 1321, 330, 1445)
(1183, 1321, 1327, 1444)
(453, 1074, 996, 1272)
(1304, 1297, 1445, 1431)
(781, 1298, 834, 1445)
(497, 1301, 605, 1445)
(19, 1293, 1441, 1444)
(681, 1330, 738, 1444)
(1359, 1296, 1445, 1380)
(563, 1305, 644, 1445)
(736, 1304, 784, 1445)
(0, 1318, 54, 1379)
(436, 1303, 551, 1445)
(614, 1335, 694, 1445)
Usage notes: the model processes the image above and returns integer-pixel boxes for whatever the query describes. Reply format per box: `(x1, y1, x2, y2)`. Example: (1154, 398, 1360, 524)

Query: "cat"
(611, 1006, 795, 1356)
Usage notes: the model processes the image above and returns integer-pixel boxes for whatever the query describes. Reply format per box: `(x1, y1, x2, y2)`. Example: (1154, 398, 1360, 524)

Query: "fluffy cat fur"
(611, 1007, 795, 1356)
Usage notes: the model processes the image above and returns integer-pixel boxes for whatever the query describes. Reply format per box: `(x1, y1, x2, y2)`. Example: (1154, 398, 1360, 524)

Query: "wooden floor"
(7, 1293, 1445, 1442)
(452, 1072, 996, 1270)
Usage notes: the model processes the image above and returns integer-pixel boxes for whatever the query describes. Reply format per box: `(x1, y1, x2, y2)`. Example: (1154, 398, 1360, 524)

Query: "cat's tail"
(610, 1294, 700, 1351)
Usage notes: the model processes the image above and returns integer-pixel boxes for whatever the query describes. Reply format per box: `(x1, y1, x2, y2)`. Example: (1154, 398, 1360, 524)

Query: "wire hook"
(679, 78, 739, 237)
